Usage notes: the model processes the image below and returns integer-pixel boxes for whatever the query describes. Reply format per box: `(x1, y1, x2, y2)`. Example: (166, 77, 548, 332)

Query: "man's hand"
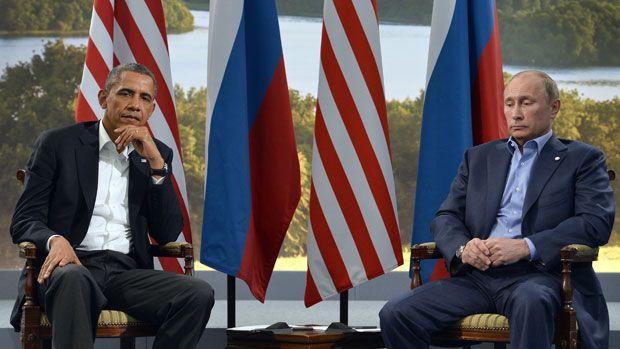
(461, 238, 492, 271)
(114, 125, 165, 169)
(37, 236, 81, 284)
(485, 238, 530, 267)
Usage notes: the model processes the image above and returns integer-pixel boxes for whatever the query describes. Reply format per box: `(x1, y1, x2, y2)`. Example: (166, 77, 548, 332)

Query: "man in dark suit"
(380, 71, 614, 349)
(10, 63, 215, 349)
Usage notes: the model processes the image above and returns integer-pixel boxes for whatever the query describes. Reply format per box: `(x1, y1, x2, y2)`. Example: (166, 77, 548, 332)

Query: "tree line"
(0, 40, 618, 268)
(0, 0, 193, 35)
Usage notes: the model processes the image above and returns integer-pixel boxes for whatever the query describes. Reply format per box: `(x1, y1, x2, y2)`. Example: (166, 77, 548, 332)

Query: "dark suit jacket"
(10, 121, 183, 331)
(431, 135, 615, 349)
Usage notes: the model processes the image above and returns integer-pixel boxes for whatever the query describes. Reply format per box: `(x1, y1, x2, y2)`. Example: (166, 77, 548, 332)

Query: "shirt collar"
(506, 129, 553, 155)
(98, 120, 134, 158)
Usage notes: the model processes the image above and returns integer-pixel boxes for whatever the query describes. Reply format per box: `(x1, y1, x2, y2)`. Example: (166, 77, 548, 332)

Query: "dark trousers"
(40, 250, 215, 349)
(379, 262, 560, 349)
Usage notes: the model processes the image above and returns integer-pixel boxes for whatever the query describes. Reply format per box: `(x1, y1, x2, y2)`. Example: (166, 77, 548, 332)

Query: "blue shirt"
(488, 129, 553, 260)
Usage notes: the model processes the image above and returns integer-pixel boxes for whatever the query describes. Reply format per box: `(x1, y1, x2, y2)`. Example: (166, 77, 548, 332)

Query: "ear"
(550, 99, 561, 119)
(98, 90, 108, 109)
(145, 101, 156, 120)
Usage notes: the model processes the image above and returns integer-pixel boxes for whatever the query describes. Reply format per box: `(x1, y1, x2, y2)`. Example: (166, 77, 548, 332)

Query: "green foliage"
(387, 95, 424, 245)
(0, 0, 91, 33)
(164, 0, 194, 33)
(498, 0, 620, 66)
(0, 0, 194, 34)
(0, 39, 85, 268)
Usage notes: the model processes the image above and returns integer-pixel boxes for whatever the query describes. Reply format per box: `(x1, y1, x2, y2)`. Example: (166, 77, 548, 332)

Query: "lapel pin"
(554, 156, 560, 161)
(141, 158, 147, 163)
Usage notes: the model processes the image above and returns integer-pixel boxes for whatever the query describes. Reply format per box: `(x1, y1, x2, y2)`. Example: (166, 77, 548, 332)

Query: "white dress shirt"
(46, 121, 165, 253)
(77, 122, 134, 253)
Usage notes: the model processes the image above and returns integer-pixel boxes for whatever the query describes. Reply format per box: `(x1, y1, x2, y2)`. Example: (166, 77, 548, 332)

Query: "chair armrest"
(18, 241, 37, 260)
(411, 242, 442, 260)
(148, 242, 194, 276)
(148, 242, 193, 258)
(410, 242, 443, 289)
(560, 244, 598, 263)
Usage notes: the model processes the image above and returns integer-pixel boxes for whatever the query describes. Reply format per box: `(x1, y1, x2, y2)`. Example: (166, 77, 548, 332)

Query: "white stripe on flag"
(89, 12, 114, 70)
(125, 1, 176, 100)
(351, 1, 384, 85)
(318, 67, 397, 271)
(113, 20, 136, 64)
(323, 1, 397, 212)
(426, 0, 458, 86)
(311, 145, 367, 286)
(205, 0, 244, 187)
(306, 220, 338, 299)
(79, 68, 105, 119)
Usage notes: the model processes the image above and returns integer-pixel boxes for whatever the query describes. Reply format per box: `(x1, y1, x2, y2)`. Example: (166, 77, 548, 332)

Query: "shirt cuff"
(524, 237, 538, 260)
(46, 234, 61, 251)
(151, 176, 166, 185)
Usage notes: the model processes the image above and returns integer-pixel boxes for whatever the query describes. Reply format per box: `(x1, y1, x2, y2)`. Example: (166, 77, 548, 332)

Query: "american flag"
(305, 0, 402, 307)
(75, 0, 190, 273)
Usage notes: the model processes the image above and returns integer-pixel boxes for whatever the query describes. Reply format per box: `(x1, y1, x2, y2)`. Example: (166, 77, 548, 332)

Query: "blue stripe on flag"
(201, 0, 287, 276)
(412, 0, 497, 282)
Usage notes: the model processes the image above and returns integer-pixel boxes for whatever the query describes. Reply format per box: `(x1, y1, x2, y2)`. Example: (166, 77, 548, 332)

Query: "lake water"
(1, 10, 618, 101)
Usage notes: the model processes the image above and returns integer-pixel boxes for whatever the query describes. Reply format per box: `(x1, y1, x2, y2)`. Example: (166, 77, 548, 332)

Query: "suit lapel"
(129, 151, 149, 229)
(522, 136, 567, 217)
(484, 142, 512, 235)
(75, 122, 99, 217)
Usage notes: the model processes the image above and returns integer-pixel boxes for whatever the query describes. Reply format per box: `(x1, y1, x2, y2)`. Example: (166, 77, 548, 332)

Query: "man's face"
(98, 71, 156, 133)
(503, 74, 560, 147)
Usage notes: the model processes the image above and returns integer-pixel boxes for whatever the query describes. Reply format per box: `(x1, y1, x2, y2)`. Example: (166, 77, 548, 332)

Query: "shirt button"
(516, 187, 521, 192)
(508, 229, 513, 233)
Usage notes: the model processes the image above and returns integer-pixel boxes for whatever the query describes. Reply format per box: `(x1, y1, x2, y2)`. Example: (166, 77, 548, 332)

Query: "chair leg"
(120, 337, 136, 349)
(494, 344, 507, 349)
(42, 338, 51, 349)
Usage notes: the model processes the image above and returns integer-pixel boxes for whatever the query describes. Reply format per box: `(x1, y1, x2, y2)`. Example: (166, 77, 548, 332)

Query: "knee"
(380, 297, 412, 328)
(48, 264, 90, 286)
(185, 278, 215, 311)
(510, 282, 560, 313)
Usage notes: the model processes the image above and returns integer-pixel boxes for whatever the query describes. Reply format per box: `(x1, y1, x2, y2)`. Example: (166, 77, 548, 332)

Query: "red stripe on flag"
(370, 0, 379, 22)
(314, 107, 384, 278)
(309, 183, 353, 292)
(84, 38, 111, 85)
(304, 270, 322, 307)
(237, 58, 301, 302)
(170, 174, 192, 243)
(93, 0, 114, 38)
(471, 6, 506, 145)
(144, 0, 169, 49)
(75, 91, 99, 122)
(332, 1, 390, 148)
(321, 33, 402, 261)
(114, 1, 182, 155)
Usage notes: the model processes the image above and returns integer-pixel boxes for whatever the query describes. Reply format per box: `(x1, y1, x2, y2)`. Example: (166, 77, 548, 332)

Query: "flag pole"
(227, 275, 236, 328)
(340, 290, 348, 325)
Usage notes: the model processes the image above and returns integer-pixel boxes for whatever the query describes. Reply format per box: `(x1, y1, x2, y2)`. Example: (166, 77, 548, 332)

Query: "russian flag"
(412, 0, 507, 282)
(201, 0, 301, 301)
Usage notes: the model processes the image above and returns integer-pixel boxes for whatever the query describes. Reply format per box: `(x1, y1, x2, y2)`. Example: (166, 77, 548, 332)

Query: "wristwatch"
(455, 245, 465, 260)
(150, 162, 168, 177)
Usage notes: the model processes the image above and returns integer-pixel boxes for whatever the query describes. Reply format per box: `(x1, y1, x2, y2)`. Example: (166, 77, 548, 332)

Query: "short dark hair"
(507, 70, 559, 103)
(104, 63, 158, 97)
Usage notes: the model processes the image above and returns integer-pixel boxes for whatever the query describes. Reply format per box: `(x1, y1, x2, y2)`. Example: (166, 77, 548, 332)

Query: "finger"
(475, 239, 491, 256)
(38, 258, 58, 284)
(117, 129, 134, 149)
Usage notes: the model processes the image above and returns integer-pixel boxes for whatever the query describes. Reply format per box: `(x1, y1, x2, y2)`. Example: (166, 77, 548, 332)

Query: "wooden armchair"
(15, 170, 195, 349)
(410, 242, 597, 349)
(410, 169, 614, 349)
